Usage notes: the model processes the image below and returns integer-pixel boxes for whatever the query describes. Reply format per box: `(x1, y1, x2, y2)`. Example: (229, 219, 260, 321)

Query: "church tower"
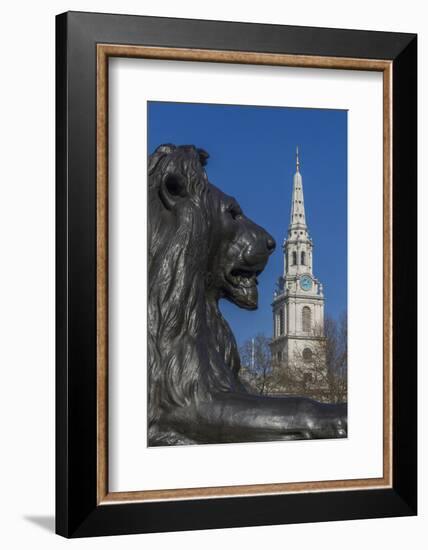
(271, 148, 326, 381)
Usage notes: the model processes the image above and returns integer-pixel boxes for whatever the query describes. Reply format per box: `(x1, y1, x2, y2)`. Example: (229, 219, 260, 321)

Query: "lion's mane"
(148, 145, 244, 430)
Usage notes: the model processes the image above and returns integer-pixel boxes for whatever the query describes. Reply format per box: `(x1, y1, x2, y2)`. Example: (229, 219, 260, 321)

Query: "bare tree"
(239, 334, 272, 394)
(310, 313, 347, 403)
(269, 314, 348, 403)
(239, 313, 347, 403)
(281, 335, 329, 401)
(326, 311, 348, 403)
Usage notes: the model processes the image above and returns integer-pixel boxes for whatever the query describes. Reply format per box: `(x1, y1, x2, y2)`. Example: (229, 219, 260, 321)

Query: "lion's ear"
(148, 144, 176, 175)
(159, 173, 188, 210)
(197, 148, 209, 166)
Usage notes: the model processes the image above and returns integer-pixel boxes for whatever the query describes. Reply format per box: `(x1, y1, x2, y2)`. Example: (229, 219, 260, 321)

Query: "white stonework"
(271, 148, 326, 380)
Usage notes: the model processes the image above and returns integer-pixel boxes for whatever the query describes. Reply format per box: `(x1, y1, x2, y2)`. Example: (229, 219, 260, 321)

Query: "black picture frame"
(56, 10, 417, 538)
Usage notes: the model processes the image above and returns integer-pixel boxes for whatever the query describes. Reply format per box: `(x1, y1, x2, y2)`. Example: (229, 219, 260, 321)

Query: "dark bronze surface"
(148, 143, 347, 445)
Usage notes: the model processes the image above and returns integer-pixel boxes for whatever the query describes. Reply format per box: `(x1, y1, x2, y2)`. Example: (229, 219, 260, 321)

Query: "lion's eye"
(228, 206, 243, 220)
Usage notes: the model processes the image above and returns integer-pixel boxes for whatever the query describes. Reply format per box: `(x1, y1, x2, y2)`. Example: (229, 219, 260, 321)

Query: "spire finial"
(296, 146, 300, 172)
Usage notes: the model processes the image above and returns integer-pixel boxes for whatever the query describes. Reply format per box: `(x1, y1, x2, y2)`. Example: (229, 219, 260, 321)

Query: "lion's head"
(148, 144, 275, 429)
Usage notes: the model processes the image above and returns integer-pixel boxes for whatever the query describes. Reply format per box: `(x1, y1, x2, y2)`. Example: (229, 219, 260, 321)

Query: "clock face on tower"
(300, 275, 312, 291)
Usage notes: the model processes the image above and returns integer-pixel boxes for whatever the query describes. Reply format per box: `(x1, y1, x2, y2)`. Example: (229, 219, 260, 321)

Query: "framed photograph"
(56, 11, 417, 537)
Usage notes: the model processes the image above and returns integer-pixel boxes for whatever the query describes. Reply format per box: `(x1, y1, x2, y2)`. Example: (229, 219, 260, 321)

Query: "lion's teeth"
(229, 271, 258, 288)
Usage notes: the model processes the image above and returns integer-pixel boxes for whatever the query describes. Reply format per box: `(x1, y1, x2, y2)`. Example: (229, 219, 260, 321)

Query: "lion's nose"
(266, 236, 276, 252)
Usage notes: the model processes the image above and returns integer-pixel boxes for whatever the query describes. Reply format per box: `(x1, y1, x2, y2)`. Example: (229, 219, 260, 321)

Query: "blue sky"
(148, 101, 347, 347)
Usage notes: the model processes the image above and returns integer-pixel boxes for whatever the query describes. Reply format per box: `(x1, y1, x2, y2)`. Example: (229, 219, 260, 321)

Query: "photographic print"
(147, 101, 348, 446)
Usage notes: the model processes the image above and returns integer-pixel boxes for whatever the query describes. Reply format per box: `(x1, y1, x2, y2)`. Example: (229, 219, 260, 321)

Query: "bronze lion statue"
(148, 144, 347, 445)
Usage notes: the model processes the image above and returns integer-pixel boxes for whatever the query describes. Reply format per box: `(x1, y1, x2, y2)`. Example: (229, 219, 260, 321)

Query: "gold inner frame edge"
(96, 44, 393, 504)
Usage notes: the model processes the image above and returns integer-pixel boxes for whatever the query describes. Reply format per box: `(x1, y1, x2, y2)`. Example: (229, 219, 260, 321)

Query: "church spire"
(272, 147, 325, 369)
(289, 146, 307, 231)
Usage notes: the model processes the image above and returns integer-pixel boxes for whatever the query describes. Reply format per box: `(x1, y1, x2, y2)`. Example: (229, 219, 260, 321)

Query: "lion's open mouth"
(222, 261, 267, 310)
(226, 268, 261, 289)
